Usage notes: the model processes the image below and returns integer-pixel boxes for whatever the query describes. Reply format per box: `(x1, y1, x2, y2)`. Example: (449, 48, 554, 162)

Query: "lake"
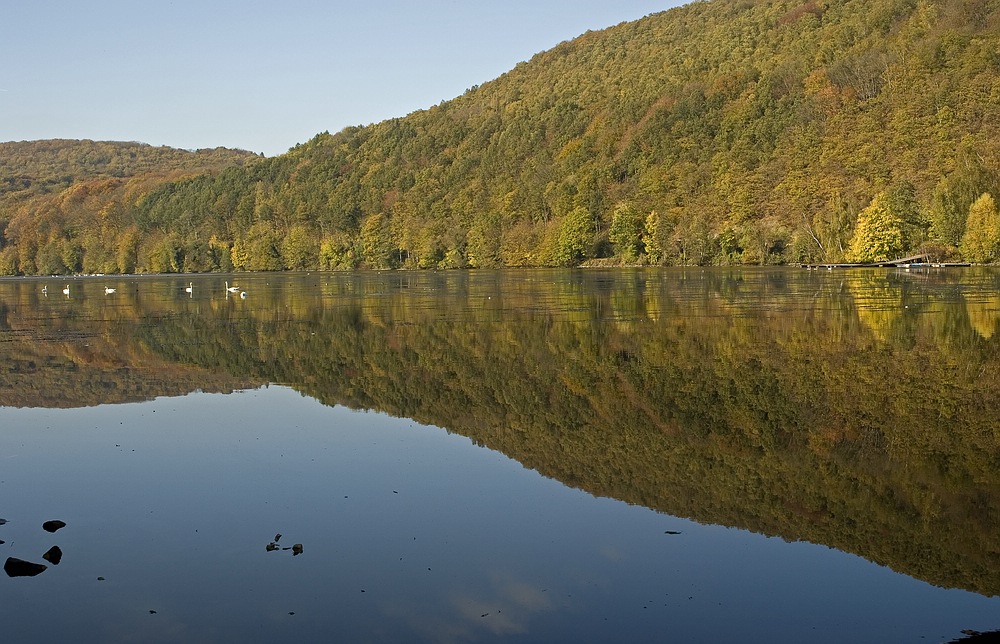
(1, 267, 999, 643)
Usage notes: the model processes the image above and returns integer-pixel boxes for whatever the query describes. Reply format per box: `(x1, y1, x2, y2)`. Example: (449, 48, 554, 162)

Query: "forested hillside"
(3, 0, 1000, 274)
(0, 140, 255, 274)
(0, 139, 256, 200)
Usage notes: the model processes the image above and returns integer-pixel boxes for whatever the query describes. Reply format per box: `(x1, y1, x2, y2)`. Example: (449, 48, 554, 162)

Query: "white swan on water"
(225, 281, 239, 293)
(240, 291, 247, 299)
(104, 286, 116, 294)
(62, 285, 70, 296)
(185, 282, 193, 295)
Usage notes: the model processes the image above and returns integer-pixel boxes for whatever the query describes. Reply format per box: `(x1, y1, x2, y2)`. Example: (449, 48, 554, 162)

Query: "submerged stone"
(42, 546, 63, 565)
(42, 520, 66, 533)
(4, 557, 48, 577)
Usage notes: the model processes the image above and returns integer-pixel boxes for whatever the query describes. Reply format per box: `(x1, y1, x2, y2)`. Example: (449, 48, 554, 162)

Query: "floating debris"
(42, 520, 66, 533)
(0, 518, 7, 525)
(4, 557, 47, 578)
(42, 546, 63, 565)
(97, 577, 105, 581)
(664, 531, 682, 535)
(265, 533, 303, 556)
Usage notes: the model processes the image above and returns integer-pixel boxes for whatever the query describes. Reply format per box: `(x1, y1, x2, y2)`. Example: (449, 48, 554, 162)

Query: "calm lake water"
(2, 268, 1000, 643)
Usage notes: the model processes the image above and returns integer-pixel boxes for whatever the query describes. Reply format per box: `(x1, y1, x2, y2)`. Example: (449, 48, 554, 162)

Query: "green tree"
(0, 246, 16, 275)
(60, 239, 83, 274)
(608, 202, 644, 263)
(848, 194, 905, 263)
(319, 233, 358, 270)
(230, 236, 251, 271)
(281, 224, 319, 270)
(183, 239, 213, 273)
(928, 179, 966, 247)
(887, 181, 927, 251)
(960, 193, 1000, 263)
(208, 235, 234, 272)
(360, 213, 393, 269)
(243, 222, 283, 271)
(116, 226, 140, 274)
(81, 231, 114, 274)
(555, 207, 593, 266)
(36, 239, 67, 275)
(642, 210, 666, 265)
(147, 233, 184, 273)
(466, 212, 502, 268)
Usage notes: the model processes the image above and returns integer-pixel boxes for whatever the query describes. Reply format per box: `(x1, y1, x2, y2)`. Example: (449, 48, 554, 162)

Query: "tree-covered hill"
(3, 0, 1000, 274)
(0, 140, 256, 274)
(0, 139, 256, 201)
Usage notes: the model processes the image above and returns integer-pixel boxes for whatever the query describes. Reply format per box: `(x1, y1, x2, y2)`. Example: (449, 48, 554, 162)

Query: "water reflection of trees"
(3, 268, 1000, 595)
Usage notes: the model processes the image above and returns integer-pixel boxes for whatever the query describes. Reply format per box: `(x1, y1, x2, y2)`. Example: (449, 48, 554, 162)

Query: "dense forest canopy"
(2, 0, 1000, 274)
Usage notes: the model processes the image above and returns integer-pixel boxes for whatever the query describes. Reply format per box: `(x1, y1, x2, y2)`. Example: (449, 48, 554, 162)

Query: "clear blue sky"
(0, 1, 687, 157)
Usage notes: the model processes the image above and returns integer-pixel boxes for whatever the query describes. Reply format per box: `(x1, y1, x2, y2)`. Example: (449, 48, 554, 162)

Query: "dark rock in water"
(42, 546, 63, 565)
(42, 520, 66, 533)
(292, 544, 303, 556)
(4, 557, 48, 577)
(948, 629, 1000, 642)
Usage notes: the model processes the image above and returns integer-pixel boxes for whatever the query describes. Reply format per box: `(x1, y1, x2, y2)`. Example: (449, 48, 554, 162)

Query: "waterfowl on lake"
(104, 286, 116, 294)
(240, 291, 247, 299)
(226, 281, 239, 293)
(185, 282, 193, 294)
(41, 285, 47, 295)
(62, 285, 70, 296)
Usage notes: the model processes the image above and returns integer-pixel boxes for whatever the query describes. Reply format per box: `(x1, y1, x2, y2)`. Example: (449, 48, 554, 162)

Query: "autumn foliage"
(3, 0, 1000, 273)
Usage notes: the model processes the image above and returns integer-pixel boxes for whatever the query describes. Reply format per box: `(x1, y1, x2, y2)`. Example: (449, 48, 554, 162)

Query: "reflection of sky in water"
(1, 386, 999, 643)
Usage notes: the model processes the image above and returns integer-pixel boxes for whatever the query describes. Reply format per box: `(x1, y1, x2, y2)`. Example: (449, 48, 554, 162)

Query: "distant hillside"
(3, 0, 1000, 274)
(0, 140, 256, 274)
(0, 139, 256, 200)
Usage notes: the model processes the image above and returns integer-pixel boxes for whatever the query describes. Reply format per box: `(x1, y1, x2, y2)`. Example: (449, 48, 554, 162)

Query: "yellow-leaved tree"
(960, 193, 1000, 264)
(848, 194, 904, 263)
